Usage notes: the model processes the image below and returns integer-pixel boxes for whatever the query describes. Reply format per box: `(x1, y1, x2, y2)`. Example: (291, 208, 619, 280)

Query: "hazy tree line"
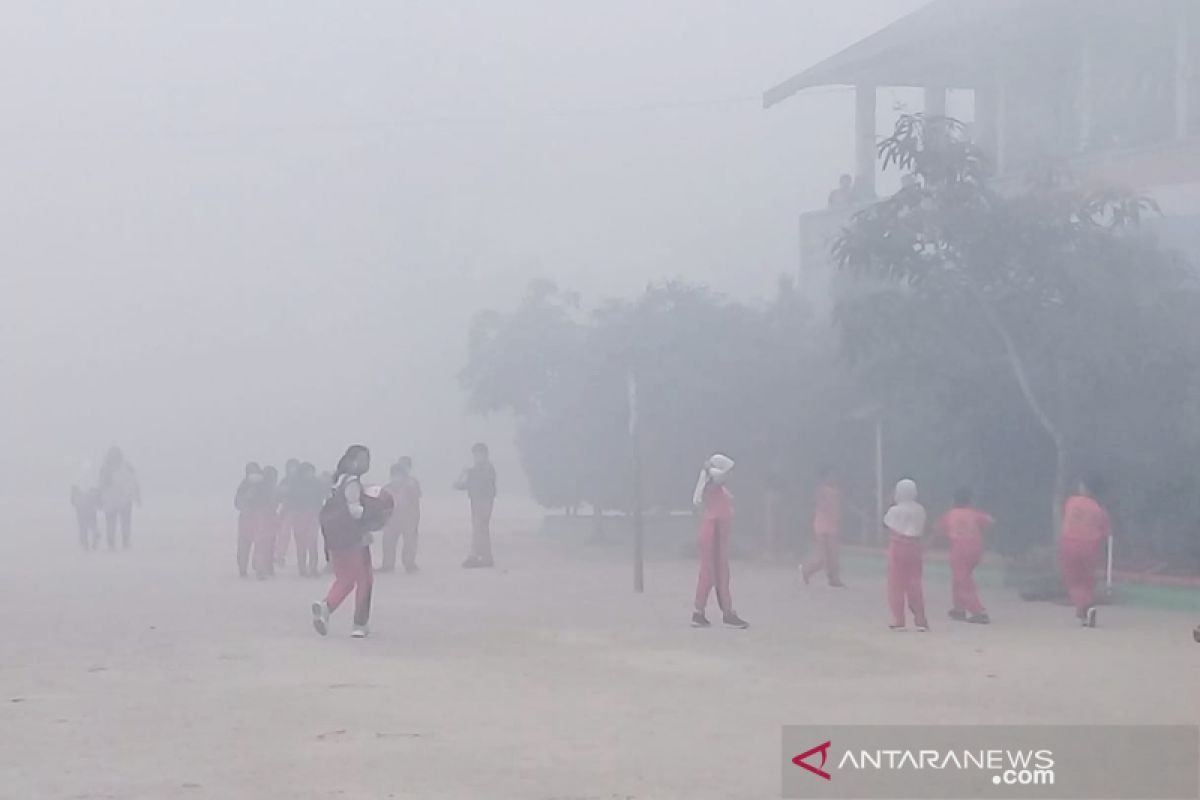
(462, 116, 1200, 572)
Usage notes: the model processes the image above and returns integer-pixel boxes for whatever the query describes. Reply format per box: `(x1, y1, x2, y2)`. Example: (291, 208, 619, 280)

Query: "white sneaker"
(311, 601, 330, 636)
(351, 625, 369, 639)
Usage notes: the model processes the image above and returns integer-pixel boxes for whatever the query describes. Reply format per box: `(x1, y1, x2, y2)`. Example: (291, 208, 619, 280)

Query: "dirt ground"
(3, 499, 1197, 800)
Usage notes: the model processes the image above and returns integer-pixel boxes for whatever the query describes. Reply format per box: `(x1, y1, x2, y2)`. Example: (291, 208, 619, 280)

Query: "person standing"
(293, 462, 325, 578)
(691, 454, 750, 629)
(252, 466, 281, 579)
(312, 445, 376, 638)
(234, 462, 264, 577)
(801, 465, 845, 588)
(276, 458, 301, 568)
(885, 478, 928, 631)
(1059, 476, 1111, 628)
(381, 457, 422, 573)
(935, 488, 994, 624)
(99, 447, 140, 550)
(71, 485, 101, 551)
(456, 443, 496, 569)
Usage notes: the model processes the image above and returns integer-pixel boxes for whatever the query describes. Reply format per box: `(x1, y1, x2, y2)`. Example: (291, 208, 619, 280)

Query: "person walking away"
(801, 465, 845, 587)
(456, 443, 496, 568)
(691, 454, 750, 629)
(71, 485, 101, 551)
(935, 488, 994, 624)
(312, 445, 378, 638)
(234, 463, 264, 577)
(885, 478, 928, 631)
(275, 458, 301, 568)
(99, 447, 140, 550)
(293, 462, 325, 577)
(1059, 476, 1111, 628)
(381, 457, 422, 573)
(252, 466, 281, 579)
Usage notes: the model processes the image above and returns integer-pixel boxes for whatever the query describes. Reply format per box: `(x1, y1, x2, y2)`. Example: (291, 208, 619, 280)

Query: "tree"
(834, 113, 1198, 541)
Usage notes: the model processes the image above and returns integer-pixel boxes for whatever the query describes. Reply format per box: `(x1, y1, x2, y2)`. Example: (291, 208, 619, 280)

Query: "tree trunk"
(973, 293, 1065, 541)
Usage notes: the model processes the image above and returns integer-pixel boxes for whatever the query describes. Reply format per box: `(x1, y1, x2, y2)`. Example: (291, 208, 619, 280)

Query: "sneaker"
(828, 580, 847, 588)
(888, 624, 906, 632)
(404, 564, 420, 574)
(799, 564, 810, 586)
(948, 609, 967, 622)
(1084, 607, 1098, 628)
(462, 555, 482, 569)
(722, 612, 750, 629)
(1192, 625, 1200, 643)
(351, 625, 369, 639)
(915, 624, 930, 632)
(968, 613, 991, 625)
(311, 601, 330, 637)
(691, 611, 711, 628)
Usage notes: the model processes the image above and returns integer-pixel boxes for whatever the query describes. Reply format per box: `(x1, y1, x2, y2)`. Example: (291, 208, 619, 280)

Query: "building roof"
(762, 0, 1050, 108)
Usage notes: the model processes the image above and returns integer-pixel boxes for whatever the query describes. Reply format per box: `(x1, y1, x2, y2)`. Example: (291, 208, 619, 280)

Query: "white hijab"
(883, 478, 926, 538)
(692, 454, 734, 507)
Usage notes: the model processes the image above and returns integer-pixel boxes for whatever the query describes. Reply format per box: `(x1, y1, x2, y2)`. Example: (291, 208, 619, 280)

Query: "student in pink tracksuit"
(312, 445, 375, 639)
(691, 454, 749, 629)
(885, 478, 928, 631)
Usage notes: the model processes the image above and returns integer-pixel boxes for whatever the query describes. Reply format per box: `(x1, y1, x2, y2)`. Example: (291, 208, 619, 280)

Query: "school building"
(764, 0, 1200, 314)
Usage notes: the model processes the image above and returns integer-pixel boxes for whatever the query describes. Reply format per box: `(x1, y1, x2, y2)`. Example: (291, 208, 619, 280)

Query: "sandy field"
(2, 499, 1197, 800)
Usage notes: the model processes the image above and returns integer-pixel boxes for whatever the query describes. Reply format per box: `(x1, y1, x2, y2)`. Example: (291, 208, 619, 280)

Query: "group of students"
(70, 447, 141, 551)
(689, 455, 1115, 631)
(234, 459, 328, 579)
(229, 442, 497, 638)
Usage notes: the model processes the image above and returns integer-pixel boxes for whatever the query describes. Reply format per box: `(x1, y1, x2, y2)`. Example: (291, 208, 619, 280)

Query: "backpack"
(319, 478, 395, 551)
(360, 485, 395, 532)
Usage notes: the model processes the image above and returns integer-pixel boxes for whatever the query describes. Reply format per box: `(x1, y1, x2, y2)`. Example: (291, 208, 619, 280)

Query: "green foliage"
(835, 113, 1200, 559)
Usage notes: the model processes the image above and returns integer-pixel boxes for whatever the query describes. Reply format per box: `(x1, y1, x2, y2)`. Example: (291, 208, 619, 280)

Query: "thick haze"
(1, 0, 923, 498)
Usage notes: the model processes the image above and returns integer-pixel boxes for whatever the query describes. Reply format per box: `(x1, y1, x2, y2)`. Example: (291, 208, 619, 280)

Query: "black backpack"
(320, 479, 395, 551)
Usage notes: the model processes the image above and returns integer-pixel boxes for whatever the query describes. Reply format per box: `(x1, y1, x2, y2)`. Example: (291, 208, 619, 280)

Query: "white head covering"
(883, 478, 926, 538)
(692, 454, 734, 507)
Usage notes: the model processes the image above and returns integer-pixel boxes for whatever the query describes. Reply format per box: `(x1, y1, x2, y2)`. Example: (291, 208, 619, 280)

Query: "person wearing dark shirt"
(293, 462, 326, 578)
(234, 462, 264, 577)
(456, 443, 497, 568)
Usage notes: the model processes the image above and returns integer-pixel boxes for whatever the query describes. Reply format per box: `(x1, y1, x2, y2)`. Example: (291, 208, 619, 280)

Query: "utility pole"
(628, 369, 644, 593)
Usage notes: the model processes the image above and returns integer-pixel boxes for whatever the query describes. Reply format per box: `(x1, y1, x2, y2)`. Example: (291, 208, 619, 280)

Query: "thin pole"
(874, 413, 884, 545)
(1106, 536, 1114, 591)
(628, 369, 644, 593)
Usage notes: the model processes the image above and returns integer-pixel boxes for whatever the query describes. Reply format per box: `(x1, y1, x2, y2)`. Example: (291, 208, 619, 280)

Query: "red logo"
(792, 741, 833, 781)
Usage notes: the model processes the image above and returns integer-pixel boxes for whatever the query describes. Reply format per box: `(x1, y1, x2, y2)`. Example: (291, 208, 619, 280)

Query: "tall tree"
(834, 114, 1194, 538)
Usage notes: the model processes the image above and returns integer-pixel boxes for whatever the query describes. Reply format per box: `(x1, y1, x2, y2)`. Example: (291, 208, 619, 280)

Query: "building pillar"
(924, 86, 947, 119)
(854, 84, 877, 199)
(994, 60, 1008, 174)
(1078, 21, 1093, 150)
(1175, 3, 1191, 140)
(976, 86, 998, 158)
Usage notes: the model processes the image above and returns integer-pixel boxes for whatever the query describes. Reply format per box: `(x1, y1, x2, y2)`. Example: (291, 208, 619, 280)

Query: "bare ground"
(2, 500, 1197, 800)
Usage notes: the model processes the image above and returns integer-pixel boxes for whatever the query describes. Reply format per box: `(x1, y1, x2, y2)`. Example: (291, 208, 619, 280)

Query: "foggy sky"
(1, 0, 924, 498)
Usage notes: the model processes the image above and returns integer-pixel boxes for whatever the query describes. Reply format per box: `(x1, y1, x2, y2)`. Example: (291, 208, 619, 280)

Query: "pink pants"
(275, 511, 296, 564)
(949, 537, 986, 615)
(887, 534, 927, 627)
(325, 547, 373, 627)
(252, 510, 277, 578)
(293, 512, 320, 576)
(1060, 539, 1100, 615)
(695, 517, 733, 614)
(802, 533, 841, 584)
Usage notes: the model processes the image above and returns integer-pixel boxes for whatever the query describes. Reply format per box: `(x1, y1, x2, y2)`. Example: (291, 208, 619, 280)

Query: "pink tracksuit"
(694, 483, 734, 613)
